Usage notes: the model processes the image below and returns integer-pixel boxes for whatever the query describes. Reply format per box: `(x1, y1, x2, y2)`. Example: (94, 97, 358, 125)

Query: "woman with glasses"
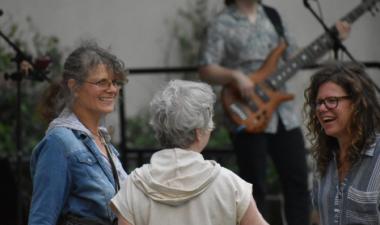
(110, 80, 268, 225)
(28, 41, 128, 225)
(304, 63, 380, 225)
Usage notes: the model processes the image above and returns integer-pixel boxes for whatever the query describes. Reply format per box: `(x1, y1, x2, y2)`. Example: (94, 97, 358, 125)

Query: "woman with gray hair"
(111, 80, 268, 225)
(28, 41, 128, 225)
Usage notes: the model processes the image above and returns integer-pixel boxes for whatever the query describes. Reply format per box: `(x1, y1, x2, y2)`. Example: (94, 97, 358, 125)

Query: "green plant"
(171, 0, 209, 65)
(165, 0, 217, 80)
(126, 112, 159, 149)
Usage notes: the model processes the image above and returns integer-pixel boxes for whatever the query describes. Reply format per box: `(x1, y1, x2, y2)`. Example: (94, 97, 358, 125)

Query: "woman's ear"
(194, 128, 202, 142)
(67, 78, 77, 93)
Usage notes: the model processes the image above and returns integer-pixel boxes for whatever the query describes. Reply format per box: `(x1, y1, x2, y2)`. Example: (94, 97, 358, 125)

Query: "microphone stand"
(303, 0, 380, 93)
(0, 28, 49, 225)
(303, 0, 357, 62)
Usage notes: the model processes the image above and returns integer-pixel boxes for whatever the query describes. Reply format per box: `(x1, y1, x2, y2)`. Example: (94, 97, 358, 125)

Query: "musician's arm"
(199, 64, 241, 85)
(199, 64, 254, 99)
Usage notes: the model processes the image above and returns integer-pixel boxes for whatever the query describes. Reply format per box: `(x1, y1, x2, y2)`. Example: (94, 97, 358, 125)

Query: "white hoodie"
(111, 148, 252, 225)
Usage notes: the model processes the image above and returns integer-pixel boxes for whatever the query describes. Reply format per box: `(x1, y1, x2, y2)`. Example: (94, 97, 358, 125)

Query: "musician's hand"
(20, 60, 33, 76)
(336, 21, 351, 41)
(232, 70, 254, 100)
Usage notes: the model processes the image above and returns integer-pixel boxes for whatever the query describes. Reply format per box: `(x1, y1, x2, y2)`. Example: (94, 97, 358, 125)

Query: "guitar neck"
(341, 0, 373, 24)
(265, 0, 377, 89)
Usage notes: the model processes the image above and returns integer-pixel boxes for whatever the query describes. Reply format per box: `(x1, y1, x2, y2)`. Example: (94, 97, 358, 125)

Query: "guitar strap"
(262, 4, 287, 42)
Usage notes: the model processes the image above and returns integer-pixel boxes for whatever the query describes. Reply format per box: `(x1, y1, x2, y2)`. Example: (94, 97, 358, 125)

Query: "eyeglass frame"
(314, 96, 351, 110)
(81, 78, 126, 89)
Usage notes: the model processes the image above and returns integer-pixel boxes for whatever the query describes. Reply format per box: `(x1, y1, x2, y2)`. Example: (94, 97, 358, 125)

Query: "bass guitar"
(222, 0, 379, 133)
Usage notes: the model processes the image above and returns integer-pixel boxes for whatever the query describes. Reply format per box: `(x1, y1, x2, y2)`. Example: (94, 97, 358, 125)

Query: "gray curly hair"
(149, 80, 215, 148)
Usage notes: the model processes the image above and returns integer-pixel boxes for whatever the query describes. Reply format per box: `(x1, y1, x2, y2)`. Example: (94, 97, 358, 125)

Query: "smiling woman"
(29, 41, 129, 225)
(304, 62, 380, 225)
(69, 64, 125, 120)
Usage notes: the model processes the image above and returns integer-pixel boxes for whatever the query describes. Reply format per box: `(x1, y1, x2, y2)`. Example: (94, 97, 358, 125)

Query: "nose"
(106, 82, 119, 93)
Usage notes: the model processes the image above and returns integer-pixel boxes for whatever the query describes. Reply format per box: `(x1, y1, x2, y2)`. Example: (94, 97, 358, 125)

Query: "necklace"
(90, 129, 101, 138)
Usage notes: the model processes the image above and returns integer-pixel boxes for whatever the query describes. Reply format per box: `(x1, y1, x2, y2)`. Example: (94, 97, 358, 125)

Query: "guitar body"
(221, 42, 293, 133)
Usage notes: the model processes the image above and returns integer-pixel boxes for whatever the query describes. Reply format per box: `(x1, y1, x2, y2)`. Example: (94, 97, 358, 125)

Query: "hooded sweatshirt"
(111, 148, 252, 225)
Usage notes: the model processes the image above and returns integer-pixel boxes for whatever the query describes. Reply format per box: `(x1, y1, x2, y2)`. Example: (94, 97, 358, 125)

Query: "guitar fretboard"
(265, 0, 378, 90)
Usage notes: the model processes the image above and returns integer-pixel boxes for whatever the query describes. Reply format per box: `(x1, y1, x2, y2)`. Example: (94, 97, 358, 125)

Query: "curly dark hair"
(304, 62, 380, 176)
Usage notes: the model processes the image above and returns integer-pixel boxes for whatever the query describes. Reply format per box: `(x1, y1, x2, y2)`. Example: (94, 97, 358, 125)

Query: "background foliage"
(0, 15, 65, 224)
(0, 16, 64, 156)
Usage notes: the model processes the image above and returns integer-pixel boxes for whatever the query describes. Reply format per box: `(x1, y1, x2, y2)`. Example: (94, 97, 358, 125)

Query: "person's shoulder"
(33, 127, 80, 155)
(46, 127, 77, 142)
(208, 8, 236, 28)
(218, 167, 250, 185)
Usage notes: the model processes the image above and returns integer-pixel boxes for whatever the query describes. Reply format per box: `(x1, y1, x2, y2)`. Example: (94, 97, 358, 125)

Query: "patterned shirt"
(199, 4, 300, 133)
(312, 135, 380, 225)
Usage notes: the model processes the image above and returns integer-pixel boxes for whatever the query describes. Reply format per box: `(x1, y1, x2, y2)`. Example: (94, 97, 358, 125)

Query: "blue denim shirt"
(28, 127, 127, 225)
(199, 4, 300, 133)
(312, 135, 380, 225)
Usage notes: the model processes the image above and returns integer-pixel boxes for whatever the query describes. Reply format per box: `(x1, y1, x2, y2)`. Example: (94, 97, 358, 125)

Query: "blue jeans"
(231, 120, 310, 225)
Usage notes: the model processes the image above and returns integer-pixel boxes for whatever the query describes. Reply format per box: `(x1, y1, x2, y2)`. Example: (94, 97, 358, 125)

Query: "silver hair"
(149, 80, 216, 148)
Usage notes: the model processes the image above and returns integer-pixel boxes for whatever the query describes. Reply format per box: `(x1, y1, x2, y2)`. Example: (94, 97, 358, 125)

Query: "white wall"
(1, 0, 379, 142)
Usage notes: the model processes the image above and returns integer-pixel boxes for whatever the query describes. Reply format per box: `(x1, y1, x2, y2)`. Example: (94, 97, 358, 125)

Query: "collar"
(227, 3, 263, 21)
(46, 107, 109, 140)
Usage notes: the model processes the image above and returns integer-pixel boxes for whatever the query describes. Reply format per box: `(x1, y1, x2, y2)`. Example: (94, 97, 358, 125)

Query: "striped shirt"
(312, 136, 380, 225)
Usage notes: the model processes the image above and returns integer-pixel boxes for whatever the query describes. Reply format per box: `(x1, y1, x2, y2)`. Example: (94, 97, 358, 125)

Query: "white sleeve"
(111, 178, 135, 225)
(233, 174, 253, 223)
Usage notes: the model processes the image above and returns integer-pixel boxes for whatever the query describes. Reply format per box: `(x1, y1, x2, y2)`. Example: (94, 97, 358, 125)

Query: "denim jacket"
(28, 127, 127, 225)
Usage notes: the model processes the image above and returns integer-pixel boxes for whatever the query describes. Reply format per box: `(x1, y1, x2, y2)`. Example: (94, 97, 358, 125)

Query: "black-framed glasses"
(83, 79, 125, 89)
(315, 96, 351, 110)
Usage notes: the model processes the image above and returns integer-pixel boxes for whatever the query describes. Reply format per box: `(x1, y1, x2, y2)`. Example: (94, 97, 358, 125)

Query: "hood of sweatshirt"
(131, 148, 221, 206)
(46, 108, 109, 140)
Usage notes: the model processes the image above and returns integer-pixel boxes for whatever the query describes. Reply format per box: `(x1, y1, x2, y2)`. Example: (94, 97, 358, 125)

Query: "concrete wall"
(1, 0, 379, 142)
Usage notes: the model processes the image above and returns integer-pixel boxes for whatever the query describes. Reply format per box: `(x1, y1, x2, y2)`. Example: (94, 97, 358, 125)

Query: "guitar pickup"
(254, 85, 270, 102)
(229, 103, 248, 120)
(247, 99, 259, 112)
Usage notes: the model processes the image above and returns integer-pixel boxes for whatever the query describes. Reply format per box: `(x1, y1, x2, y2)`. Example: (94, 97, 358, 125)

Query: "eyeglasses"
(315, 96, 351, 110)
(83, 79, 125, 89)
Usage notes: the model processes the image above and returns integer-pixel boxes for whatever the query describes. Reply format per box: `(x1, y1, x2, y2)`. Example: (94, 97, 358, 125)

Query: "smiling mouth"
(98, 97, 115, 102)
(319, 115, 337, 125)
(323, 118, 335, 123)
